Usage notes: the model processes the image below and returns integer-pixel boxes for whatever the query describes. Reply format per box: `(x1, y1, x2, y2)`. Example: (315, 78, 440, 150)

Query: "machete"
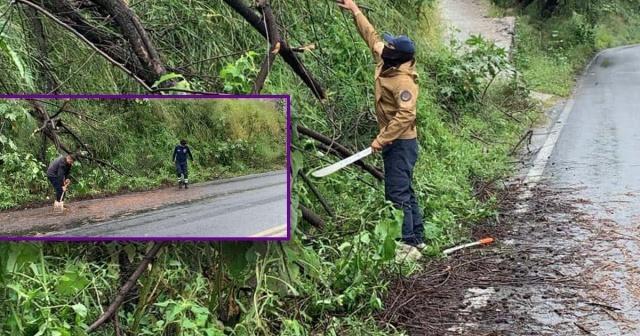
(311, 147, 373, 178)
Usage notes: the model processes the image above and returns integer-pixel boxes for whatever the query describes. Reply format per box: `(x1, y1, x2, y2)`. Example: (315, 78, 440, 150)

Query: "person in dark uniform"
(173, 139, 194, 189)
(339, 0, 425, 257)
(46, 154, 75, 212)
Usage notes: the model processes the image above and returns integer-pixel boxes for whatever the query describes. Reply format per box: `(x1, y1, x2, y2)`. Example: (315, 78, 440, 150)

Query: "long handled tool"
(56, 181, 69, 213)
(311, 147, 373, 178)
(443, 237, 495, 255)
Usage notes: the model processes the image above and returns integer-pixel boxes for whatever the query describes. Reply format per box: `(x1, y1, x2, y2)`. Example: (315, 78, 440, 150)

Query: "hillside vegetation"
(495, 0, 640, 95)
(3, 0, 624, 334)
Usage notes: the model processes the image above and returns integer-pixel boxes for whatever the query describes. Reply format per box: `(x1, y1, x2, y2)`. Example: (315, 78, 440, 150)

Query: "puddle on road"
(601, 57, 614, 68)
(462, 287, 497, 311)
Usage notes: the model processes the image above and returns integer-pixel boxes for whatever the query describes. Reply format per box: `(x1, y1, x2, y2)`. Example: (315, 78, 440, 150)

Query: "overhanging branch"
(223, 0, 325, 100)
(16, 0, 153, 91)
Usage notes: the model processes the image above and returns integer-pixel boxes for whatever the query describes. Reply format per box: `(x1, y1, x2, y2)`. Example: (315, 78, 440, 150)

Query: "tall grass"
(497, 0, 640, 96)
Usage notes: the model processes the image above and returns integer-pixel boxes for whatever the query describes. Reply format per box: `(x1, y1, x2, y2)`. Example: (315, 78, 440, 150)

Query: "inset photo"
(0, 95, 289, 240)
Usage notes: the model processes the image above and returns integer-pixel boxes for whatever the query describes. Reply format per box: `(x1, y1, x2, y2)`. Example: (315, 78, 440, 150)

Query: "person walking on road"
(173, 139, 194, 189)
(46, 154, 75, 213)
(339, 0, 425, 259)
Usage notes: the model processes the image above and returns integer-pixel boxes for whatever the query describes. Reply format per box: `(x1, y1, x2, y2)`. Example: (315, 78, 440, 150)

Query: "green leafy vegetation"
(499, 0, 640, 95)
(10, 0, 636, 334)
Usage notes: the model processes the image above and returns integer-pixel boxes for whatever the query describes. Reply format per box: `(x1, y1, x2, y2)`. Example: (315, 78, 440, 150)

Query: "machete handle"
(479, 237, 494, 245)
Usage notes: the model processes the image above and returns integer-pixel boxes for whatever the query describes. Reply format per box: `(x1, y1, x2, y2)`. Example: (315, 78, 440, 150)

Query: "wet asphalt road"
(441, 45, 640, 336)
(549, 45, 640, 194)
(544, 45, 640, 334)
(48, 171, 287, 238)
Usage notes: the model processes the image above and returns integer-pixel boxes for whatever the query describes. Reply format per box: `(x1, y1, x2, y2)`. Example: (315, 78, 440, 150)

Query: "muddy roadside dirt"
(0, 171, 284, 236)
(378, 183, 639, 335)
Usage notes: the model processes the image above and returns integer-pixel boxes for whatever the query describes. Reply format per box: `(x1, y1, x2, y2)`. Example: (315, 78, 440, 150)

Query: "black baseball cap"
(383, 33, 416, 54)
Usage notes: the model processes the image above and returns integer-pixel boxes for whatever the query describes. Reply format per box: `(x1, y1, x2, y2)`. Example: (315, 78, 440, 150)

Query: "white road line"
(250, 225, 287, 238)
(516, 49, 606, 212)
(523, 97, 576, 185)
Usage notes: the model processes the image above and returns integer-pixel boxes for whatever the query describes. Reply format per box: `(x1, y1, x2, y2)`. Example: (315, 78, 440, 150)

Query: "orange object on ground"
(479, 237, 495, 245)
(443, 237, 496, 255)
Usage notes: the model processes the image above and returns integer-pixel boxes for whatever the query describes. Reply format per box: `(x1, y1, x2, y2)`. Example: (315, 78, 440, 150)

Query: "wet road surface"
(380, 45, 640, 335)
(543, 44, 640, 334)
(0, 171, 287, 238)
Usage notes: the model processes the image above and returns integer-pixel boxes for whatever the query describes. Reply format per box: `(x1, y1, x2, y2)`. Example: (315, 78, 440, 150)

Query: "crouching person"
(47, 154, 75, 213)
(173, 139, 194, 189)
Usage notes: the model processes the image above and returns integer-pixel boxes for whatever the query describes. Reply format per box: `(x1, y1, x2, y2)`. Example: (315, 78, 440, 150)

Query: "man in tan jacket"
(339, 0, 425, 254)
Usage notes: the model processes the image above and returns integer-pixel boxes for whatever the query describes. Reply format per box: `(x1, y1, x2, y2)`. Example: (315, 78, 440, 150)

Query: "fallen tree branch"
(300, 204, 324, 229)
(253, 52, 278, 94)
(509, 129, 533, 156)
(27, 100, 129, 175)
(15, 0, 153, 91)
(297, 125, 383, 180)
(90, 0, 167, 83)
(222, 0, 325, 99)
(299, 171, 335, 217)
(113, 315, 122, 336)
(87, 243, 166, 333)
(258, 0, 280, 54)
(252, 0, 280, 94)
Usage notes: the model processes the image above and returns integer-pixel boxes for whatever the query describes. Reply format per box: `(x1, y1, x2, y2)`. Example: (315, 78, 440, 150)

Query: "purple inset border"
(0, 93, 292, 242)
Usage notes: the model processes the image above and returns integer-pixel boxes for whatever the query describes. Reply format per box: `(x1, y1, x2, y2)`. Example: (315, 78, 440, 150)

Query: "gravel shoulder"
(440, 0, 515, 50)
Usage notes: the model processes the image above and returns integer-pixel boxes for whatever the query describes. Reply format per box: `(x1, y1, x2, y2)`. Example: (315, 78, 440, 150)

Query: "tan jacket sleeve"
(376, 84, 418, 145)
(353, 11, 384, 62)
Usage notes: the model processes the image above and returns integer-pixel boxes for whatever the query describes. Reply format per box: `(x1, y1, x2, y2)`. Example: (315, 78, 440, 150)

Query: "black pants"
(48, 176, 64, 202)
(382, 138, 424, 245)
(176, 162, 188, 181)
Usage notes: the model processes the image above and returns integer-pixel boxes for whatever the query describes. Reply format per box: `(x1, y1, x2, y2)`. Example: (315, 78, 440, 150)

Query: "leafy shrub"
(0, 151, 47, 209)
(430, 35, 512, 117)
(219, 51, 260, 93)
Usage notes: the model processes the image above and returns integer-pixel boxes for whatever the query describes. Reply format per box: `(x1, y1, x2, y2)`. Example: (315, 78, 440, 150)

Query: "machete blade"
(311, 147, 373, 178)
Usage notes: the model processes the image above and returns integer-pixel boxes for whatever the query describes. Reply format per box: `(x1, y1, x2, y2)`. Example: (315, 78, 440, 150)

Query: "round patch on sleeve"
(400, 90, 412, 102)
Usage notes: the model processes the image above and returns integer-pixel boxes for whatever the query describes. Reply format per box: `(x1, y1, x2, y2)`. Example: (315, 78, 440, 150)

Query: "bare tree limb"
(15, 0, 153, 91)
(300, 204, 324, 229)
(253, 52, 277, 94)
(509, 129, 533, 156)
(113, 315, 122, 336)
(252, 0, 280, 94)
(90, 0, 167, 83)
(87, 243, 166, 333)
(27, 100, 129, 175)
(222, 0, 325, 99)
(299, 171, 335, 217)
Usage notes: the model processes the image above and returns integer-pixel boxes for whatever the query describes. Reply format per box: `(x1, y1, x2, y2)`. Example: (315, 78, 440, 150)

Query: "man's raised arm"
(338, 0, 384, 61)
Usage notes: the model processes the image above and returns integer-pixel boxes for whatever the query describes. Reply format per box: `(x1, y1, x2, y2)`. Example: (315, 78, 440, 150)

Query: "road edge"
(516, 47, 615, 210)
